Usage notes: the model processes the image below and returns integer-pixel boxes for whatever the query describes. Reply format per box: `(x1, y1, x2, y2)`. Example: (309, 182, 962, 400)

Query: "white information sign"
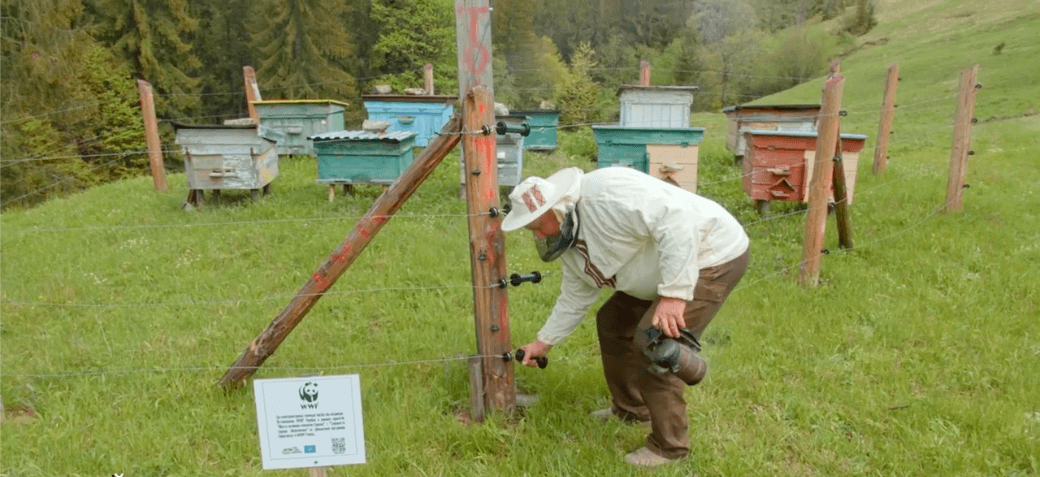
(253, 374, 366, 470)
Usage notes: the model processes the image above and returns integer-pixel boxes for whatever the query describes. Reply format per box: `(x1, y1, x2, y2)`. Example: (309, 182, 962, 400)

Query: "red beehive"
(741, 130, 867, 213)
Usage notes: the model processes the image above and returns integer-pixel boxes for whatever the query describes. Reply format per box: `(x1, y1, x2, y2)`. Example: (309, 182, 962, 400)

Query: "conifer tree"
(91, 0, 202, 120)
(250, 0, 356, 101)
(368, 0, 455, 94)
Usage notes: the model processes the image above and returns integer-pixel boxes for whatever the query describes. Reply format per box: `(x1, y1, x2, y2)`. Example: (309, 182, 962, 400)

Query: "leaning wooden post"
(136, 80, 167, 193)
(832, 134, 854, 250)
(799, 74, 845, 287)
(873, 64, 899, 175)
(424, 63, 435, 95)
(461, 86, 515, 413)
(218, 117, 462, 389)
(944, 65, 980, 213)
(640, 60, 651, 86)
(243, 66, 262, 123)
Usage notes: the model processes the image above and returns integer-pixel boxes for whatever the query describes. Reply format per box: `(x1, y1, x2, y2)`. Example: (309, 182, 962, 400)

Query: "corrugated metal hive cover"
(309, 130, 418, 142)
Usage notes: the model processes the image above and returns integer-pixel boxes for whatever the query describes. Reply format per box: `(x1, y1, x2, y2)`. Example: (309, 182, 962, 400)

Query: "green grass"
(3, 1, 1040, 474)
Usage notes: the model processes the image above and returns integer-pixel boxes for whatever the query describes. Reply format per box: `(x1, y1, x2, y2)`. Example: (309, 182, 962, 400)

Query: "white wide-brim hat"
(501, 167, 582, 232)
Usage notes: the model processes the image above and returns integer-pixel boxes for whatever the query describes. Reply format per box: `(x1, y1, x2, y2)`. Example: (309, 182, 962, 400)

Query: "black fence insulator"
(509, 271, 542, 287)
(496, 122, 531, 137)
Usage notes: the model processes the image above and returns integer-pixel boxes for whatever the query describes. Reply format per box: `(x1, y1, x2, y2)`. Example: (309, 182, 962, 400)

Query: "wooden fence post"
(243, 66, 262, 124)
(945, 65, 980, 213)
(136, 80, 167, 193)
(873, 64, 899, 175)
(640, 60, 651, 86)
(218, 117, 462, 389)
(799, 74, 845, 287)
(461, 86, 515, 413)
(455, 0, 494, 198)
(424, 63, 435, 95)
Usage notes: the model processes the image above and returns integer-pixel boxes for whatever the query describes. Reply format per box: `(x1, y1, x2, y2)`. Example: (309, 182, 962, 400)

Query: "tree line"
(0, 0, 875, 209)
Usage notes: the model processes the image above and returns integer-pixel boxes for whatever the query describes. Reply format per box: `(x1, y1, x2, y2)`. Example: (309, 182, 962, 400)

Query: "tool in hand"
(514, 348, 548, 369)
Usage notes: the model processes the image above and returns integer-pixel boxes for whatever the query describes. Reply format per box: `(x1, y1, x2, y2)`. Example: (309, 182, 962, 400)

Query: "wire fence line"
(0, 185, 961, 380)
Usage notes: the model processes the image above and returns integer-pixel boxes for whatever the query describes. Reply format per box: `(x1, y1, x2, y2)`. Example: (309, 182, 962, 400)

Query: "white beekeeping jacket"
(537, 167, 749, 345)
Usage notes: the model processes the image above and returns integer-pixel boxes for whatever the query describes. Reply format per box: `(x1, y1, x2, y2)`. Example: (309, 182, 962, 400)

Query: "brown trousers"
(595, 248, 749, 459)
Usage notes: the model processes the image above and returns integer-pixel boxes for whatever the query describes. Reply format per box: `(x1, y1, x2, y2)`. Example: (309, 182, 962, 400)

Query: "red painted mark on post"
(311, 272, 329, 291)
(334, 244, 352, 263)
(457, 4, 491, 86)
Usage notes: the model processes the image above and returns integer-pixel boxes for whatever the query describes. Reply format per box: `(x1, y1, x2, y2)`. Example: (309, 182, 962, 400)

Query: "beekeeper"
(501, 166, 750, 467)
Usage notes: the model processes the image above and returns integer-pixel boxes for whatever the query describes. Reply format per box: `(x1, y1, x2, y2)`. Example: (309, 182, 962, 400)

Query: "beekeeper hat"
(501, 167, 583, 232)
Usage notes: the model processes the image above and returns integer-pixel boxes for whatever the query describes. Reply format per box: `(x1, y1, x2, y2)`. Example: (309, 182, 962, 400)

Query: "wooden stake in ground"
(218, 117, 462, 389)
(832, 134, 854, 250)
(461, 86, 515, 413)
(243, 66, 262, 124)
(873, 64, 899, 175)
(640, 60, 651, 85)
(945, 65, 980, 213)
(799, 74, 845, 287)
(136, 80, 167, 193)
(424, 63, 435, 95)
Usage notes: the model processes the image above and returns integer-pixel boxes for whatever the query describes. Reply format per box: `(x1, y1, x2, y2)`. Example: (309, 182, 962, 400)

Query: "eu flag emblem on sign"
(305, 445, 317, 454)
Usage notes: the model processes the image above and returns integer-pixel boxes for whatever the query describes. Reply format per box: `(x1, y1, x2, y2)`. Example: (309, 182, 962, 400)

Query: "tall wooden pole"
(945, 65, 980, 213)
(455, 0, 494, 197)
(218, 117, 462, 389)
(872, 64, 899, 175)
(243, 66, 262, 124)
(799, 74, 844, 287)
(424, 63, 435, 95)
(454, 0, 515, 414)
(461, 86, 515, 413)
(136, 80, 167, 193)
(640, 60, 651, 86)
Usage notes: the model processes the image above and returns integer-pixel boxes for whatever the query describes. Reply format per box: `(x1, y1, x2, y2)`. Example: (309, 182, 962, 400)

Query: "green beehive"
(510, 110, 559, 150)
(253, 100, 349, 156)
(309, 130, 418, 200)
(592, 125, 705, 193)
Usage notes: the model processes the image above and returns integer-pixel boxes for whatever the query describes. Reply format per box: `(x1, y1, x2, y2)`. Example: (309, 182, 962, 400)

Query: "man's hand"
(518, 340, 552, 367)
(651, 297, 687, 338)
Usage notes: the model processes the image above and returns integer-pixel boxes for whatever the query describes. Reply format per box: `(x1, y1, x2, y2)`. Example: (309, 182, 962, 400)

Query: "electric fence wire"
(0, 156, 127, 207)
(0, 187, 964, 380)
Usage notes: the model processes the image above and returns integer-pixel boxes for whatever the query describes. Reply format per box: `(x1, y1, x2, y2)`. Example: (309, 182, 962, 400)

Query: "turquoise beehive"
(309, 130, 418, 200)
(361, 95, 456, 147)
(510, 109, 559, 150)
(591, 125, 705, 193)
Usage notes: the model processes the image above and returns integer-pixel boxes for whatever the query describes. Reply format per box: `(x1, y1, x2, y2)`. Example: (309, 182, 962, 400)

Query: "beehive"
(174, 123, 285, 197)
(741, 130, 868, 212)
(253, 100, 349, 156)
(618, 85, 699, 128)
(509, 109, 559, 150)
(361, 95, 456, 147)
(722, 104, 821, 159)
(310, 130, 418, 187)
(591, 125, 704, 193)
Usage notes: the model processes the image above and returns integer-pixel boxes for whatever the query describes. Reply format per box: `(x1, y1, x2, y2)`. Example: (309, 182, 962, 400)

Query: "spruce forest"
(0, 0, 876, 209)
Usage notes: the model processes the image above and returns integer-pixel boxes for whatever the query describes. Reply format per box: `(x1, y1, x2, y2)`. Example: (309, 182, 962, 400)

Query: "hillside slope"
(2, 1, 1038, 475)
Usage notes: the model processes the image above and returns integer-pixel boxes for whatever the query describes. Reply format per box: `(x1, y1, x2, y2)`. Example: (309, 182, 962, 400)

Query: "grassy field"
(2, 0, 1039, 475)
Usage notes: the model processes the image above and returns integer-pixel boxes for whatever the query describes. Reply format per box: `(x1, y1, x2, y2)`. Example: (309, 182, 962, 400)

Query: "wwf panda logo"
(299, 382, 319, 403)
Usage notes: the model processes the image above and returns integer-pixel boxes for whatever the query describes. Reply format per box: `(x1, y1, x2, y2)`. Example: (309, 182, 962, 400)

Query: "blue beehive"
(361, 95, 456, 147)
(309, 130, 418, 200)
(253, 99, 349, 156)
(510, 109, 559, 150)
(592, 125, 705, 193)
